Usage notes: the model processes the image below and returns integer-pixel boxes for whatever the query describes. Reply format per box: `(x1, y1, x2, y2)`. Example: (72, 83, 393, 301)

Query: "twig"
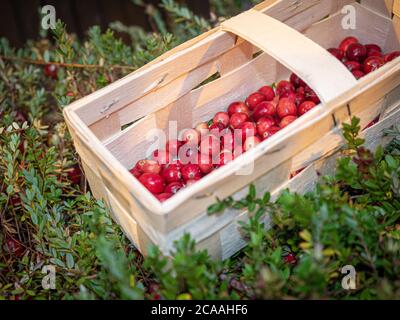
(0, 55, 136, 71)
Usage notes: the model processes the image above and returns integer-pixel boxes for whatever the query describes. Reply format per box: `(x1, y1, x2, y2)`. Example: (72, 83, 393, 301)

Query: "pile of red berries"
(131, 37, 400, 202)
(327, 36, 400, 79)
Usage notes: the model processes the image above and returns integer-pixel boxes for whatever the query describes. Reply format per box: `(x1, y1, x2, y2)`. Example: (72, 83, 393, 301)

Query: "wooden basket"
(64, 0, 400, 259)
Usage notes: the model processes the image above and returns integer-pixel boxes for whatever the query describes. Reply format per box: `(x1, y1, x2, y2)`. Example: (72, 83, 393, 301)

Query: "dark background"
(0, 0, 210, 47)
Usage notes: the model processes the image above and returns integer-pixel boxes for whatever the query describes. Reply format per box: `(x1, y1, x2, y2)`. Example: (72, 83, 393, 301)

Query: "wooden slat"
(360, 0, 394, 17)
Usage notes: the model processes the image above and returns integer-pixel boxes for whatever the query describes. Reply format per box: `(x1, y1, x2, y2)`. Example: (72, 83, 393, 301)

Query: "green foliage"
(1, 0, 399, 300)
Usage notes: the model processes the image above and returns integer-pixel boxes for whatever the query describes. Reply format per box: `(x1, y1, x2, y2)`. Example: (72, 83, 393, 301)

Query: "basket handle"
(221, 10, 358, 104)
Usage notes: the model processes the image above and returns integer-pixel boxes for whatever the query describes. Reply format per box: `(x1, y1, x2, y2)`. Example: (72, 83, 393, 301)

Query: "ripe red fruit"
(365, 44, 382, 56)
(200, 134, 220, 156)
(256, 116, 276, 137)
(166, 159, 184, 171)
(352, 70, 365, 80)
(243, 136, 261, 151)
(166, 140, 183, 156)
(44, 64, 58, 79)
(213, 112, 230, 128)
(4, 238, 24, 257)
(217, 151, 233, 167)
(346, 43, 367, 62)
(227, 102, 250, 117)
(221, 132, 235, 151)
(165, 181, 184, 194)
(182, 128, 199, 145)
(162, 166, 182, 183)
(328, 48, 344, 61)
(364, 56, 385, 74)
(339, 36, 359, 52)
(136, 160, 161, 175)
(305, 87, 321, 104)
(283, 252, 297, 265)
(240, 122, 256, 140)
(130, 166, 142, 178)
(195, 122, 209, 135)
(153, 149, 170, 165)
(384, 51, 400, 63)
(289, 73, 306, 89)
(68, 165, 82, 185)
(179, 145, 198, 165)
(139, 173, 166, 195)
(229, 112, 249, 129)
(258, 86, 275, 101)
(276, 80, 295, 98)
(277, 98, 297, 119)
(246, 92, 266, 110)
(253, 101, 276, 121)
(280, 116, 298, 128)
(156, 193, 173, 202)
(295, 90, 306, 106)
(261, 126, 281, 140)
(298, 101, 317, 116)
(181, 164, 202, 181)
(198, 154, 214, 174)
(344, 60, 361, 72)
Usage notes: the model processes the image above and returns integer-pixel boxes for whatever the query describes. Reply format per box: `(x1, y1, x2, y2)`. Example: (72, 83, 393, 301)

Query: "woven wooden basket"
(64, 0, 400, 259)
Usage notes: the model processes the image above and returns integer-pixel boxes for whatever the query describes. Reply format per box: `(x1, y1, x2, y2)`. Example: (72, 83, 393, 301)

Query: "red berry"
(283, 253, 297, 265)
(339, 36, 359, 52)
(181, 164, 202, 181)
(130, 166, 142, 179)
(195, 122, 209, 135)
(352, 70, 365, 80)
(363, 56, 385, 74)
(365, 44, 382, 56)
(258, 86, 275, 101)
(4, 238, 24, 257)
(178, 144, 198, 165)
(165, 182, 184, 194)
(346, 43, 367, 62)
(328, 48, 344, 60)
(156, 193, 173, 202)
(182, 128, 199, 145)
(221, 132, 235, 151)
(153, 150, 170, 165)
(280, 116, 298, 128)
(198, 154, 214, 174)
(141, 160, 162, 174)
(44, 64, 58, 79)
(227, 102, 250, 117)
(261, 126, 281, 140)
(213, 112, 230, 128)
(290, 73, 306, 88)
(344, 60, 361, 72)
(243, 136, 261, 152)
(68, 165, 82, 185)
(276, 80, 295, 98)
(305, 87, 320, 104)
(200, 134, 220, 157)
(256, 116, 276, 137)
(253, 101, 276, 121)
(298, 101, 317, 116)
(229, 112, 249, 129)
(166, 140, 183, 156)
(384, 51, 400, 63)
(295, 90, 306, 107)
(240, 122, 256, 140)
(217, 151, 233, 167)
(139, 173, 166, 195)
(246, 92, 266, 110)
(162, 166, 182, 183)
(277, 98, 297, 119)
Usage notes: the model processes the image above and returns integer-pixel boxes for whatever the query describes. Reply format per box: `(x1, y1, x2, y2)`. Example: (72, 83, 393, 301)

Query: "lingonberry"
(227, 101, 250, 117)
(245, 92, 266, 110)
(258, 85, 275, 101)
(181, 164, 202, 181)
(139, 173, 166, 195)
(277, 98, 297, 119)
(298, 101, 317, 116)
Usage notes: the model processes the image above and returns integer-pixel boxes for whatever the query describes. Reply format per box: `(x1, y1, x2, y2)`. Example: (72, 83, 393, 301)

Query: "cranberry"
(68, 165, 82, 185)
(289, 73, 306, 88)
(209, 122, 226, 134)
(256, 116, 276, 137)
(200, 135, 220, 156)
(365, 44, 382, 56)
(162, 166, 182, 183)
(166, 160, 184, 171)
(261, 126, 281, 140)
(280, 116, 298, 128)
(178, 144, 198, 165)
(367, 50, 383, 58)
(344, 60, 361, 72)
(139, 173, 166, 194)
(328, 48, 344, 60)
(227, 102, 250, 117)
(130, 166, 142, 179)
(165, 182, 184, 194)
(182, 128, 199, 145)
(283, 252, 297, 265)
(240, 122, 256, 140)
(364, 56, 385, 74)
(298, 101, 317, 116)
(246, 92, 266, 110)
(243, 136, 261, 152)
(4, 238, 24, 257)
(195, 122, 209, 135)
(276, 80, 295, 98)
(258, 86, 275, 101)
(152, 149, 170, 165)
(217, 151, 233, 167)
(166, 140, 183, 156)
(339, 36, 359, 52)
(221, 132, 235, 151)
(44, 64, 58, 79)
(141, 160, 162, 175)
(277, 98, 297, 119)
(305, 87, 320, 104)
(253, 101, 276, 121)
(384, 51, 400, 63)
(352, 70, 365, 80)
(346, 43, 367, 62)
(229, 112, 249, 129)
(156, 193, 173, 202)
(198, 154, 214, 174)
(181, 164, 202, 181)
(213, 112, 230, 128)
